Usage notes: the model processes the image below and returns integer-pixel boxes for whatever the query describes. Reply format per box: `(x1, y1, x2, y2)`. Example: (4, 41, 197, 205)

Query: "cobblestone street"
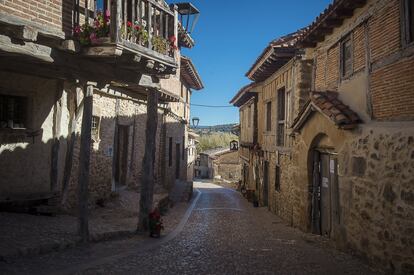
(1, 181, 378, 275)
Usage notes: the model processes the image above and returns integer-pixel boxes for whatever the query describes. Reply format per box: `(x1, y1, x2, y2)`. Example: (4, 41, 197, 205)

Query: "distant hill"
(191, 123, 238, 135)
(191, 123, 239, 153)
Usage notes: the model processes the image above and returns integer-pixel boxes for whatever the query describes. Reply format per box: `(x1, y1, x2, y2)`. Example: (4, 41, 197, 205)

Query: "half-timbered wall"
(310, 0, 414, 122)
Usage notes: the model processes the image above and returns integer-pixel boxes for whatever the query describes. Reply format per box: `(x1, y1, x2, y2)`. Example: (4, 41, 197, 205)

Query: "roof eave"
(298, 0, 367, 48)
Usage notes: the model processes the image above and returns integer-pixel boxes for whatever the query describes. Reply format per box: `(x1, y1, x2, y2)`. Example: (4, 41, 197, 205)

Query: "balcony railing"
(74, 0, 177, 66)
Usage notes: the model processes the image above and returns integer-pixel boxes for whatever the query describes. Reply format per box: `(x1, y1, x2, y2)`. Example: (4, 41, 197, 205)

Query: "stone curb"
(0, 229, 141, 263)
(0, 195, 172, 262)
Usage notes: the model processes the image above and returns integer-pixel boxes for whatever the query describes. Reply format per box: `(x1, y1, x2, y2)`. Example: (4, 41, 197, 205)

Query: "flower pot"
(150, 228, 161, 238)
(91, 37, 110, 45)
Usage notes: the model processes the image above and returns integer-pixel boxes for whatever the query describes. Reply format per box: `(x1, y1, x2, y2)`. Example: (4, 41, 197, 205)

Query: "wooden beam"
(0, 11, 65, 39)
(0, 34, 53, 63)
(77, 82, 95, 242)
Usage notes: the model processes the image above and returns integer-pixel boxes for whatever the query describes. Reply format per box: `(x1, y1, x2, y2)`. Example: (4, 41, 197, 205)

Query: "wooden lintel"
(0, 11, 65, 40)
(1, 25, 39, 42)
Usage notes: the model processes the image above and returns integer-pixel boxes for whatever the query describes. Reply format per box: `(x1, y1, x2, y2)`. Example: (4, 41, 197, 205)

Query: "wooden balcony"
(74, 0, 178, 76)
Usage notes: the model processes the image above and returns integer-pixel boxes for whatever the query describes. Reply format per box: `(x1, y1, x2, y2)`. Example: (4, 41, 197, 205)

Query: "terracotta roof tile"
(310, 91, 361, 128)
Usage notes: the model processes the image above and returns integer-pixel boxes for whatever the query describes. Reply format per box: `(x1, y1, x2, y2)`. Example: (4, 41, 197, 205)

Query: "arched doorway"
(309, 134, 340, 238)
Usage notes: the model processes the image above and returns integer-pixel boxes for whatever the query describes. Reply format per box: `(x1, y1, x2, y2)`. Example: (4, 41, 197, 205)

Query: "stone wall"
(288, 111, 414, 273)
(162, 114, 187, 190)
(338, 123, 414, 273)
(0, 71, 68, 199)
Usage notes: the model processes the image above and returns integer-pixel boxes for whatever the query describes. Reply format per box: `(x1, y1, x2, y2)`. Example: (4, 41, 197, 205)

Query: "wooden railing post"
(136, 0, 141, 23)
(164, 12, 168, 39)
(77, 82, 95, 243)
(85, 0, 89, 24)
(132, 0, 135, 23)
(123, 0, 127, 36)
(147, 2, 152, 49)
(160, 11, 164, 39)
(110, 0, 118, 42)
(116, 0, 122, 42)
(173, 4, 178, 58)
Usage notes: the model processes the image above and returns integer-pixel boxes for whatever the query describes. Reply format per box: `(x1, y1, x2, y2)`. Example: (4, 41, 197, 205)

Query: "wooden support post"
(62, 86, 80, 207)
(51, 80, 63, 193)
(137, 88, 159, 232)
(77, 83, 95, 242)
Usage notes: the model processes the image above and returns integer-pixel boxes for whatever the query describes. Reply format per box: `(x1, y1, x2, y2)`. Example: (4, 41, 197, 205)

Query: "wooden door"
(312, 151, 340, 238)
(115, 125, 129, 187)
(311, 151, 321, 235)
(320, 153, 331, 236)
(263, 161, 269, 207)
(175, 143, 180, 179)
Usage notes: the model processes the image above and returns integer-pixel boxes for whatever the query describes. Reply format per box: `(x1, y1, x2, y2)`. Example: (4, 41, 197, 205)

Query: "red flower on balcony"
(169, 35, 176, 43)
(73, 25, 81, 35)
(169, 35, 178, 51)
(127, 21, 132, 28)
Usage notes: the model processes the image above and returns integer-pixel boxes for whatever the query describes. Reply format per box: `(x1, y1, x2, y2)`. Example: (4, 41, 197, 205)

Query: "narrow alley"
(1, 181, 376, 275)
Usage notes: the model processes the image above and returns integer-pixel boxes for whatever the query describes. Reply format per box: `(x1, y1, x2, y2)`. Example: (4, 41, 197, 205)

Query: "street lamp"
(192, 117, 200, 128)
(175, 2, 200, 34)
(230, 140, 239, 151)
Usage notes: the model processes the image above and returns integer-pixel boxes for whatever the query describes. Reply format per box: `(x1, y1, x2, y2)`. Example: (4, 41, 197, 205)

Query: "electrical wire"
(190, 103, 234, 108)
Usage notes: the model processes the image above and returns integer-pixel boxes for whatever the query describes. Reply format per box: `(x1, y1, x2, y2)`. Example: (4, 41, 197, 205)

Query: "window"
(96, 0, 104, 10)
(341, 36, 353, 77)
(248, 105, 251, 128)
(182, 136, 185, 160)
(266, 101, 272, 131)
(404, 0, 414, 43)
(91, 116, 101, 139)
(277, 88, 285, 146)
(275, 165, 281, 191)
(181, 83, 184, 98)
(168, 137, 173, 167)
(0, 95, 27, 129)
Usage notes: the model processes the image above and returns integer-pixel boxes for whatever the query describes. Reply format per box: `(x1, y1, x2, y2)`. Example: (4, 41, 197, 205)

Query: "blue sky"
(176, 0, 332, 126)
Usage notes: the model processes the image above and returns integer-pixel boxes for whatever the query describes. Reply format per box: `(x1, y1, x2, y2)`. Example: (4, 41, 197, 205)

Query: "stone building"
(187, 130, 199, 181)
(211, 150, 240, 182)
(0, 0, 203, 214)
(232, 0, 414, 273)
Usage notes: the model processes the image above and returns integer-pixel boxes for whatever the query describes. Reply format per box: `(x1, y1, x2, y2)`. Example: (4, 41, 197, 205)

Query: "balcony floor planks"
(81, 39, 177, 69)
